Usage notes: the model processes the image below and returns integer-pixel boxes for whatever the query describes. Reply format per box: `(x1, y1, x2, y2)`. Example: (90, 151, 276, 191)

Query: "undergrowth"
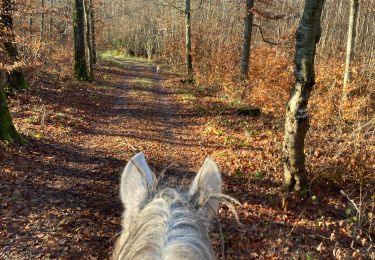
(168, 41, 374, 257)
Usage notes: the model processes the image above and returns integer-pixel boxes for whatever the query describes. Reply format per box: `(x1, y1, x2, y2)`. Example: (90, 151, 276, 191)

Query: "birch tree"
(282, 0, 325, 193)
(343, 0, 359, 90)
(84, 0, 93, 80)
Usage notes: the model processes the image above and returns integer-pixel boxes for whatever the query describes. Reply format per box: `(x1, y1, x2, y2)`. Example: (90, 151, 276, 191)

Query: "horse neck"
(113, 192, 215, 260)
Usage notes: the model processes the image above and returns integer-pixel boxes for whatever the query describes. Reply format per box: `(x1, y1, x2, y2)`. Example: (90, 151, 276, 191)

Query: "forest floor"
(0, 58, 373, 259)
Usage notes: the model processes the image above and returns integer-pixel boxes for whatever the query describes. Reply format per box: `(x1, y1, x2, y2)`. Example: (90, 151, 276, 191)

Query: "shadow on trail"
(1, 138, 124, 258)
(1, 57, 220, 259)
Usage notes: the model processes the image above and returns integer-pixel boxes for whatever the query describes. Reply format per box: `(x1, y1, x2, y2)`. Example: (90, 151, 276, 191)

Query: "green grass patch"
(25, 116, 39, 124)
(31, 133, 43, 140)
(100, 49, 128, 59)
(132, 78, 153, 89)
(181, 92, 197, 101)
(254, 171, 265, 180)
(100, 49, 153, 64)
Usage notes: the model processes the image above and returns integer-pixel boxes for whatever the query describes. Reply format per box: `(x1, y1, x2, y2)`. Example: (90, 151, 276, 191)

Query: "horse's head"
(113, 152, 223, 260)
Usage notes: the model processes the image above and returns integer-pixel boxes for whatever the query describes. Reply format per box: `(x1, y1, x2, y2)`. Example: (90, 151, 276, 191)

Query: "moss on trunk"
(0, 85, 21, 142)
(7, 70, 28, 91)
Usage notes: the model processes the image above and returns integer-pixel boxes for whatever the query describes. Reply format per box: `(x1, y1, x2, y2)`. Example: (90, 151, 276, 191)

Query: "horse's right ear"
(120, 153, 154, 218)
(189, 157, 222, 221)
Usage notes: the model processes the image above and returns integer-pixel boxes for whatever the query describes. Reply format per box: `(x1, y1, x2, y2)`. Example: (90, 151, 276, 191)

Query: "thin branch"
(252, 24, 279, 45)
(340, 190, 363, 220)
(254, 8, 300, 21)
(159, 0, 184, 14)
(191, 0, 205, 11)
(158, 0, 205, 13)
(287, 208, 306, 236)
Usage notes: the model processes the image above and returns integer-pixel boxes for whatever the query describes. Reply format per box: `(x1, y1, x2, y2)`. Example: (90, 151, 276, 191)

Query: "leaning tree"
(282, 0, 325, 193)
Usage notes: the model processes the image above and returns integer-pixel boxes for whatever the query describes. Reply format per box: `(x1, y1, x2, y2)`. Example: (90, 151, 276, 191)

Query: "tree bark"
(73, 0, 89, 81)
(343, 0, 359, 90)
(48, 0, 53, 40)
(84, 0, 93, 80)
(282, 0, 325, 193)
(89, 0, 97, 64)
(41, 0, 45, 39)
(29, 13, 33, 37)
(239, 0, 255, 81)
(185, 0, 193, 77)
(1, 0, 28, 91)
(0, 77, 21, 142)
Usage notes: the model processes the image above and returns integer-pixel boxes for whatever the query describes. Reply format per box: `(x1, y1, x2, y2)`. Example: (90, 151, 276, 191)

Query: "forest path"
(93, 58, 214, 180)
(1, 58, 359, 260)
(1, 58, 217, 259)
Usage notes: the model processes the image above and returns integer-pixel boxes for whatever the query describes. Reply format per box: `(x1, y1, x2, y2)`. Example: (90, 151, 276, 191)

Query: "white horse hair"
(113, 152, 224, 260)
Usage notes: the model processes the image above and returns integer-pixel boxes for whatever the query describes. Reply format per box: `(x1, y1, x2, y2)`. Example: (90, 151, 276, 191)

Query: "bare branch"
(252, 24, 279, 45)
(158, 0, 184, 14)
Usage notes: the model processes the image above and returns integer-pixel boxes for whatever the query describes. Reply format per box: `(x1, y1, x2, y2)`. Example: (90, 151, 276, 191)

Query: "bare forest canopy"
(100, 0, 375, 70)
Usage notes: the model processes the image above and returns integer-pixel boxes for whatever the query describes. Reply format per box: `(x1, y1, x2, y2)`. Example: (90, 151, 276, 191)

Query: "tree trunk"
(0, 77, 21, 142)
(89, 1, 97, 64)
(239, 0, 255, 81)
(185, 0, 193, 77)
(1, 0, 28, 91)
(29, 13, 33, 37)
(48, 0, 53, 40)
(73, 0, 89, 81)
(343, 0, 359, 90)
(41, 0, 45, 39)
(84, 0, 93, 80)
(282, 0, 325, 193)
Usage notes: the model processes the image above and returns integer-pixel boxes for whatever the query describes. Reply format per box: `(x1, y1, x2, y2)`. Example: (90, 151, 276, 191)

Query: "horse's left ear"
(120, 152, 154, 218)
(189, 157, 222, 221)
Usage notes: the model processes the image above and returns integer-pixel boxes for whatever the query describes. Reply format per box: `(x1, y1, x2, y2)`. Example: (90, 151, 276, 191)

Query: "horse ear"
(189, 157, 222, 221)
(120, 152, 154, 217)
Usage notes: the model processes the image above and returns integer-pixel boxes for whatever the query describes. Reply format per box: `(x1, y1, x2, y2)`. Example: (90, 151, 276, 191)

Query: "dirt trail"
(0, 59, 215, 259)
(98, 59, 210, 172)
(2, 58, 367, 259)
(89, 58, 216, 183)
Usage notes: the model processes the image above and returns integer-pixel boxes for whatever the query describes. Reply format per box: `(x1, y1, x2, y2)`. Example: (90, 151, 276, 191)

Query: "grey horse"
(113, 152, 225, 260)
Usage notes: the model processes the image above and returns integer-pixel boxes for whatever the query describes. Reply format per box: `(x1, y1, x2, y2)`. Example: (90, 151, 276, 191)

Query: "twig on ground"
(287, 208, 306, 236)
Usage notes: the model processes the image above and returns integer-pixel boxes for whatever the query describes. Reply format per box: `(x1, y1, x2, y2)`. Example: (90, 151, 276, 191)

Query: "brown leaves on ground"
(0, 59, 374, 259)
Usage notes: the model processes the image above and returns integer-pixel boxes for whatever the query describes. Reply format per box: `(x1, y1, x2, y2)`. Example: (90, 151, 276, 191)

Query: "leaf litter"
(0, 59, 373, 259)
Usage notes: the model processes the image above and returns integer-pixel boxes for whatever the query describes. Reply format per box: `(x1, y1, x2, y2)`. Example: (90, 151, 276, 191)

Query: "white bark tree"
(343, 0, 359, 90)
(282, 0, 325, 193)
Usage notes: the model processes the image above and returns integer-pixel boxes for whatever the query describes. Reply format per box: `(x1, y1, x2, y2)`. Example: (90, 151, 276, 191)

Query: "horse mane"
(113, 188, 214, 260)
